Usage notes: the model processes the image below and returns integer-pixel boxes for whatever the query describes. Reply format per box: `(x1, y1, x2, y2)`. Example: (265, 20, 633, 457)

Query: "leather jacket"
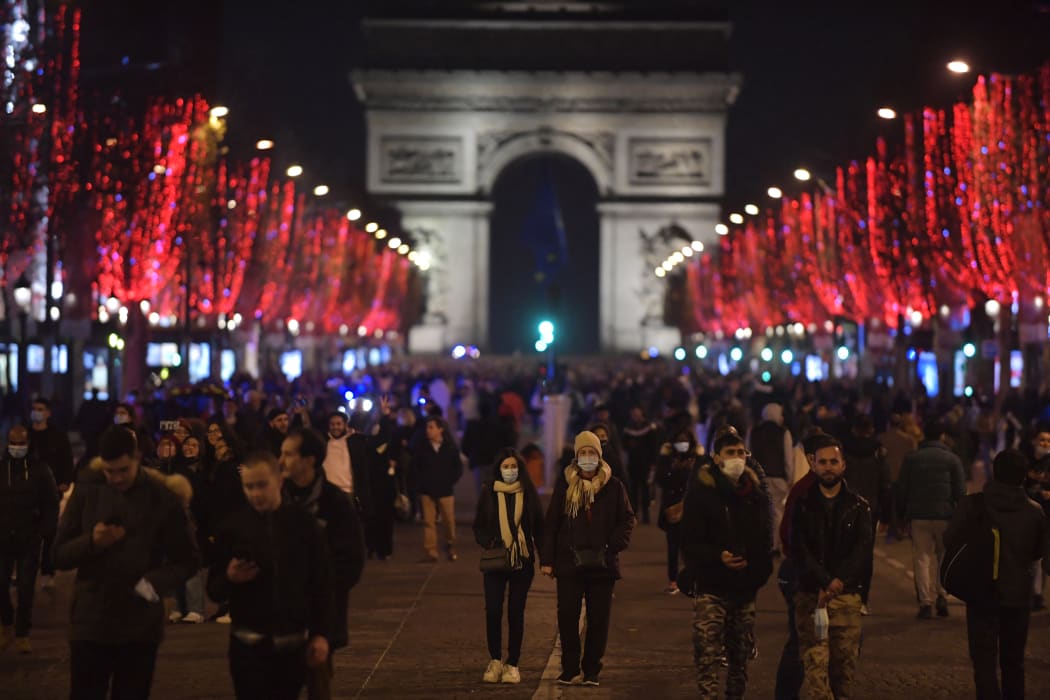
(791, 482, 873, 594)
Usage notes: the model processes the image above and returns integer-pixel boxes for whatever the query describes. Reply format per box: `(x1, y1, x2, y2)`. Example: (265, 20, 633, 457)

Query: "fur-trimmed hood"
(88, 456, 193, 507)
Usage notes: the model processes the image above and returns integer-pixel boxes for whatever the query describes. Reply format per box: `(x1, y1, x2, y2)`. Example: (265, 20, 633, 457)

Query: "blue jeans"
(0, 542, 42, 637)
(774, 558, 804, 700)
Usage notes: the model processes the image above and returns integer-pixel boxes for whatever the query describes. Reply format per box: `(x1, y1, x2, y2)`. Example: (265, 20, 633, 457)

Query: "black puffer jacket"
(841, 433, 890, 520)
(791, 483, 873, 594)
(541, 465, 635, 579)
(655, 444, 697, 531)
(0, 454, 59, 552)
(945, 480, 1049, 608)
(679, 463, 773, 600)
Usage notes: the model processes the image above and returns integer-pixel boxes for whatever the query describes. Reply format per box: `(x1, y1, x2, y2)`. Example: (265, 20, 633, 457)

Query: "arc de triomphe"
(352, 4, 739, 354)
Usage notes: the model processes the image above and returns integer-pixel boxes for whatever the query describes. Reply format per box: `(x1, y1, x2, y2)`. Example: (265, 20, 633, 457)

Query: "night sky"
(74, 0, 1050, 351)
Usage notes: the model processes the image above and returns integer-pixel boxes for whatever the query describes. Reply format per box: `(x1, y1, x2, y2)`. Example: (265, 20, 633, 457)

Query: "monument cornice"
(353, 70, 742, 113)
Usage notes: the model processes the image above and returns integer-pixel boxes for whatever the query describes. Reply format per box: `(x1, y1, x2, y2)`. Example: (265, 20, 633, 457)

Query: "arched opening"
(489, 154, 600, 354)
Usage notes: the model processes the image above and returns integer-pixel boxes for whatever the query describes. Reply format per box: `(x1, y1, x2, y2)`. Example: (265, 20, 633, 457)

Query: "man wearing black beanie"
(946, 449, 1049, 700)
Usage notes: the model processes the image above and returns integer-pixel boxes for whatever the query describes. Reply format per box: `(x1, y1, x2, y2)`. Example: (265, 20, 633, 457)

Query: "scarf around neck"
(564, 462, 612, 519)
(493, 480, 529, 568)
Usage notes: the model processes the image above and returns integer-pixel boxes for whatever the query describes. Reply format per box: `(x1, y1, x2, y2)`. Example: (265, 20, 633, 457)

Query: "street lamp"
(767, 186, 783, 199)
(286, 164, 303, 178)
(13, 273, 31, 400)
(793, 168, 812, 182)
(947, 60, 970, 74)
(877, 107, 897, 120)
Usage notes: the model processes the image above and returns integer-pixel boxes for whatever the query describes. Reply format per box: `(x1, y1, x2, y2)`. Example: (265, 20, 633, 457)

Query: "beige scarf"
(564, 462, 612, 519)
(493, 480, 530, 568)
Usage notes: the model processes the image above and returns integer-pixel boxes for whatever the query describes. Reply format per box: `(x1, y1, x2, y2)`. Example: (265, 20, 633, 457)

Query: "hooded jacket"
(945, 479, 1050, 607)
(655, 442, 700, 531)
(52, 458, 200, 644)
(679, 462, 774, 600)
(0, 453, 59, 552)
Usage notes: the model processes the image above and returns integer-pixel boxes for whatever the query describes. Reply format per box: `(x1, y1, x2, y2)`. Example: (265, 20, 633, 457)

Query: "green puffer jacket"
(896, 441, 966, 521)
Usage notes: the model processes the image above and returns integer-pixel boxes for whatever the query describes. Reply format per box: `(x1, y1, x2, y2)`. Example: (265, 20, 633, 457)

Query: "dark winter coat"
(461, 416, 514, 470)
(841, 433, 891, 519)
(412, 440, 463, 498)
(791, 482, 873, 595)
(0, 454, 59, 553)
(655, 445, 696, 531)
(679, 463, 773, 600)
(283, 473, 365, 649)
(208, 502, 333, 641)
(540, 467, 635, 579)
(473, 479, 545, 561)
(53, 460, 200, 643)
(28, 424, 75, 487)
(945, 480, 1050, 608)
(174, 460, 212, 557)
(896, 440, 966, 521)
(622, 421, 660, 481)
(750, 420, 789, 479)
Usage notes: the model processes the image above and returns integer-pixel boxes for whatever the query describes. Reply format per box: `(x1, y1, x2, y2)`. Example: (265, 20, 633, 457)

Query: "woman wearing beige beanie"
(539, 430, 635, 687)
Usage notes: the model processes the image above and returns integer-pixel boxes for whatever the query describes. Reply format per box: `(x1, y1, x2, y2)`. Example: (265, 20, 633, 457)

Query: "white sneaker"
(182, 612, 204, 624)
(215, 613, 232, 624)
(482, 659, 502, 683)
(40, 575, 55, 592)
(501, 665, 521, 684)
(168, 611, 184, 623)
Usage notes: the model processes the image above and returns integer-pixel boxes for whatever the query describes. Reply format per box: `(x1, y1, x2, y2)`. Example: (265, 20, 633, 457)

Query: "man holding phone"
(53, 425, 199, 699)
(679, 428, 773, 700)
(209, 451, 334, 700)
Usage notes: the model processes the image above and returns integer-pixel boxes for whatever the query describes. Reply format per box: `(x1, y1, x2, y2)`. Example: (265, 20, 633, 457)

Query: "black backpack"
(940, 493, 1000, 604)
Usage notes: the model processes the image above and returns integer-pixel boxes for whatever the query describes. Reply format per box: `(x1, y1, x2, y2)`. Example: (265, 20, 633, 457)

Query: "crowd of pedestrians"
(1, 357, 1049, 698)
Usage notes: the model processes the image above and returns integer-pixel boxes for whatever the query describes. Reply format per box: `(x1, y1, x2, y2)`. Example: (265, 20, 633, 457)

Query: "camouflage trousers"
(692, 593, 756, 700)
(795, 592, 863, 700)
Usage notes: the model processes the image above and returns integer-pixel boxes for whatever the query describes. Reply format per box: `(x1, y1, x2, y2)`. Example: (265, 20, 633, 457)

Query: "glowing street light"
(347, 208, 362, 221)
(256, 139, 274, 151)
(375, 228, 388, 240)
(767, 186, 783, 199)
(744, 204, 759, 216)
(286, 164, 303, 178)
(794, 168, 812, 182)
(313, 185, 329, 196)
(388, 237, 401, 249)
(31, 103, 46, 114)
(729, 213, 744, 225)
(877, 107, 897, 120)
(691, 241, 704, 252)
(365, 222, 378, 233)
(947, 60, 971, 74)
(209, 105, 229, 119)
(715, 223, 729, 236)
(963, 342, 977, 359)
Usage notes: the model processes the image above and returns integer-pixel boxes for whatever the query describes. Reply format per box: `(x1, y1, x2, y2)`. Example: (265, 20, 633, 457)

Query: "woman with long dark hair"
(472, 448, 544, 684)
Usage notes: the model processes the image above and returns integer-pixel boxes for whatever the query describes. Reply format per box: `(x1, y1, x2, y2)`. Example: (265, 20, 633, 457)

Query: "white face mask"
(720, 457, 746, 482)
(577, 456, 600, 473)
(673, 441, 690, 453)
(114, 414, 130, 425)
(500, 468, 519, 484)
(8, 445, 28, 459)
(1036, 446, 1050, 459)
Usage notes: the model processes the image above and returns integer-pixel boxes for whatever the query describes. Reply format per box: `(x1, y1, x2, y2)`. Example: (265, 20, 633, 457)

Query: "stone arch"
(478, 128, 614, 197)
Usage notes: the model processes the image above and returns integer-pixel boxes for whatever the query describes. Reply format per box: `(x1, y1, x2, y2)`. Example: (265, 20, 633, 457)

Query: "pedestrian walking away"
(946, 449, 1050, 700)
(472, 447, 544, 685)
(540, 430, 635, 688)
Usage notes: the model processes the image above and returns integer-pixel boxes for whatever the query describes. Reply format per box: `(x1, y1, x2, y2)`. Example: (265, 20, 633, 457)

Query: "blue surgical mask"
(500, 468, 519, 484)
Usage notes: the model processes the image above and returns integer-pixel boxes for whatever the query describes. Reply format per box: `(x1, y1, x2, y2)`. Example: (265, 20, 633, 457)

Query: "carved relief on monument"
(476, 127, 615, 190)
(628, 137, 711, 186)
(407, 226, 450, 324)
(379, 136, 463, 184)
(636, 226, 669, 323)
